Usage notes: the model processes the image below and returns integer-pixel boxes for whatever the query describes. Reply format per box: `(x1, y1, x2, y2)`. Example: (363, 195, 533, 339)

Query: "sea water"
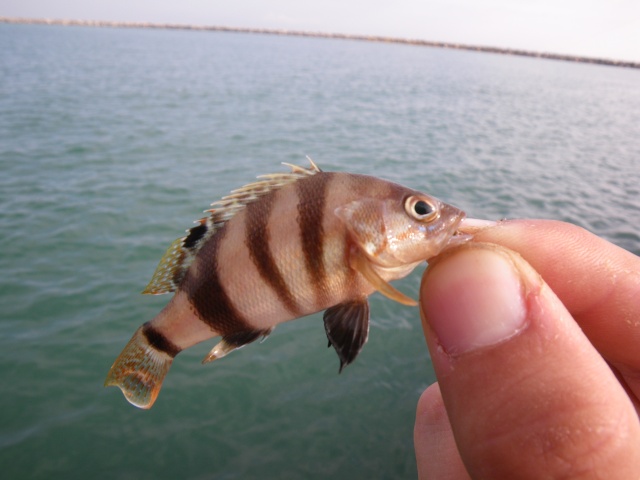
(1, 22, 639, 479)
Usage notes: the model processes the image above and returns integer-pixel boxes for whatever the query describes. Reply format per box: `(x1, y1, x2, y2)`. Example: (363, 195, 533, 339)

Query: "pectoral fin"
(349, 248, 418, 307)
(323, 298, 370, 373)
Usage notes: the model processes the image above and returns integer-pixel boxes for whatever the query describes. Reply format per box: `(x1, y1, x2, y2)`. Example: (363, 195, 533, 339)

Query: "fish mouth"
(445, 215, 472, 248)
(445, 217, 499, 249)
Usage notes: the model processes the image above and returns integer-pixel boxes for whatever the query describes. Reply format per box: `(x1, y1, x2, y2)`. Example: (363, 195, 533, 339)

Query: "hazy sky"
(2, 0, 639, 61)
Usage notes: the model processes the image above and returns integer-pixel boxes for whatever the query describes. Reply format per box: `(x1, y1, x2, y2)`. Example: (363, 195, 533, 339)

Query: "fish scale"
(105, 159, 466, 409)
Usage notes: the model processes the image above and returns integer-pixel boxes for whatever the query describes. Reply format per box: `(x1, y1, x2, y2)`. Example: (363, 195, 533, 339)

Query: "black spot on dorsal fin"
(183, 221, 208, 250)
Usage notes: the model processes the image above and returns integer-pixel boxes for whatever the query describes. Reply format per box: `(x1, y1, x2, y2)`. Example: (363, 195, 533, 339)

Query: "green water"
(1, 23, 639, 479)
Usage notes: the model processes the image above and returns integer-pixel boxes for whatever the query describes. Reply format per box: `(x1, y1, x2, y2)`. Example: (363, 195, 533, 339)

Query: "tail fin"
(104, 326, 174, 409)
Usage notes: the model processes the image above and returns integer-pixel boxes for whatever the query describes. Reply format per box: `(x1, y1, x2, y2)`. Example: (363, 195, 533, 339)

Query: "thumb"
(416, 243, 640, 479)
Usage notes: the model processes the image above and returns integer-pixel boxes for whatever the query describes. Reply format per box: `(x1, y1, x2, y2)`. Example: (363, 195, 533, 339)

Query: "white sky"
(2, 0, 639, 61)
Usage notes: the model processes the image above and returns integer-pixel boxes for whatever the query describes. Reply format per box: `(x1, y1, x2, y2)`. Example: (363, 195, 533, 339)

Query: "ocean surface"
(1, 22, 639, 479)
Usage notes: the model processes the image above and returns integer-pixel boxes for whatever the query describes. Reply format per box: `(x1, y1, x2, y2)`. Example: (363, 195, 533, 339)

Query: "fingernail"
(457, 218, 498, 235)
(421, 246, 528, 356)
(461, 218, 498, 228)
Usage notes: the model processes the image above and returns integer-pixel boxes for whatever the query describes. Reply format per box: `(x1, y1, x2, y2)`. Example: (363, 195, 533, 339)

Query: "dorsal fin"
(142, 158, 321, 295)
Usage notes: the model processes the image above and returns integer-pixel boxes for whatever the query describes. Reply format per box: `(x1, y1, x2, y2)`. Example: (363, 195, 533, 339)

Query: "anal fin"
(202, 328, 274, 364)
(202, 339, 237, 364)
(324, 298, 370, 373)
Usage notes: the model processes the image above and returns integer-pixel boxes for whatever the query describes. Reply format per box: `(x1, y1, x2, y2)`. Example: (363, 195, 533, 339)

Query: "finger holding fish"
(415, 220, 640, 478)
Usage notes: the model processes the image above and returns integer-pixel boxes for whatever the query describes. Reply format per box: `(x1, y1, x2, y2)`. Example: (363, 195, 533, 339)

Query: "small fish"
(105, 159, 466, 408)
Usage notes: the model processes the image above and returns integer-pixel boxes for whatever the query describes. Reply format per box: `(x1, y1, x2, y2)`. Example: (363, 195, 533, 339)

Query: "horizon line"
(2, 16, 639, 70)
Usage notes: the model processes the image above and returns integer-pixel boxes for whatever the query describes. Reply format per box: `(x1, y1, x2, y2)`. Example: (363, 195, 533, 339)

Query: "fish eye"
(404, 196, 439, 222)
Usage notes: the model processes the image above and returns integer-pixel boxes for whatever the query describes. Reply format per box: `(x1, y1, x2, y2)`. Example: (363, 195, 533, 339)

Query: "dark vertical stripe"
(245, 194, 302, 316)
(184, 226, 255, 337)
(296, 173, 332, 298)
(142, 322, 181, 358)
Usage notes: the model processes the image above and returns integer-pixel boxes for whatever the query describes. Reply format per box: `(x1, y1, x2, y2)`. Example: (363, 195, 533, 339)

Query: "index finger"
(468, 219, 640, 384)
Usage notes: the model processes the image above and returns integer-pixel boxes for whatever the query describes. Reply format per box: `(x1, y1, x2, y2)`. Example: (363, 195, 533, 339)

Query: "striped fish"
(105, 159, 466, 408)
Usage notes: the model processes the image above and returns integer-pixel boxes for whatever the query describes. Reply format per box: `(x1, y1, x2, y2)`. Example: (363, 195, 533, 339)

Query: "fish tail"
(104, 324, 176, 409)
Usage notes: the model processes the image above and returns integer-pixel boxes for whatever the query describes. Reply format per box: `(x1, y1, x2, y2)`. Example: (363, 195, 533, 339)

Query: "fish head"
(335, 189, 466, 269)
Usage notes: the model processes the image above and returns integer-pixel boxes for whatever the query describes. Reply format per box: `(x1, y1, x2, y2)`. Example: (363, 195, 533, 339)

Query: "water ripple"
(1, 23, 639, 479)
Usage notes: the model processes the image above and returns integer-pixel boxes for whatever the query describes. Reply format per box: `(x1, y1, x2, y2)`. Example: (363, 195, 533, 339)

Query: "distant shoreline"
(3, 16, 639, 70)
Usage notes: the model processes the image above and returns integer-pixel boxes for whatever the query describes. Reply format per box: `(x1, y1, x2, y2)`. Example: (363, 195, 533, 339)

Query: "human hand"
(414, 220, 640, 479)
